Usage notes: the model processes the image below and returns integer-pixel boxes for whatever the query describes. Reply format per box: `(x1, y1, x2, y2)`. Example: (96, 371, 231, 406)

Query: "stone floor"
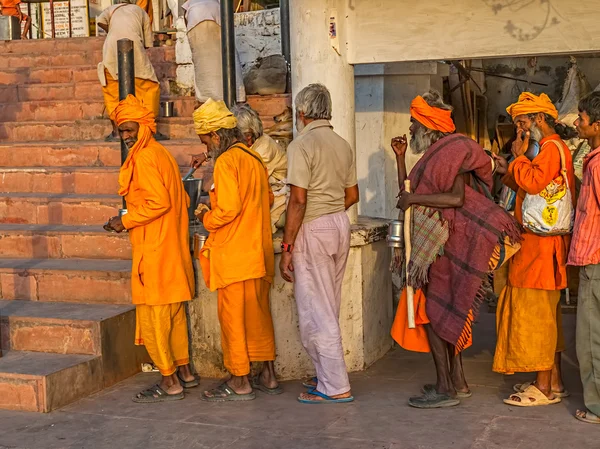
(0, 312, 595, 449)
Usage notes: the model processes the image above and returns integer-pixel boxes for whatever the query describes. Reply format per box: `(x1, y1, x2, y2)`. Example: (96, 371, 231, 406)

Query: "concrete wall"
(187, 218, 393, 380)
(347, 0, 600, 64)
(175, 9, 281, 90)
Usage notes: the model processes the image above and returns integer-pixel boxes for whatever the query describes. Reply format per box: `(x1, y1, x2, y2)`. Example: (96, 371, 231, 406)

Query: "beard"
(528, 123, 544, 142)
(124, 138, 137, 149)
(207, 138, 230, 160)
(409, 125, 436, 155)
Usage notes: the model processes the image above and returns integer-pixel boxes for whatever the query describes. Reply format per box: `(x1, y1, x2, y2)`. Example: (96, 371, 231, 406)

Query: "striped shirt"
(568, 146, 600, 266)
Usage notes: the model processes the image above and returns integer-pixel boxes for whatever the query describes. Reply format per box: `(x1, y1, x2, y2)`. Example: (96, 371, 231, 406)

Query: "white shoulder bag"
(521, 140, 574, 236)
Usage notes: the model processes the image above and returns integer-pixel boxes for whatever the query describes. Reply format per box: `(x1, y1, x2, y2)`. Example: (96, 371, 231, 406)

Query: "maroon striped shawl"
(409, 134, 521, 349)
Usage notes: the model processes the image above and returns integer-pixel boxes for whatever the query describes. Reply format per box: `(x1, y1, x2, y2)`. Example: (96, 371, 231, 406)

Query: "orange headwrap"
(410, 96, 456, 133)
(113, 95, 158, 197)
(506, 92, 558, 120)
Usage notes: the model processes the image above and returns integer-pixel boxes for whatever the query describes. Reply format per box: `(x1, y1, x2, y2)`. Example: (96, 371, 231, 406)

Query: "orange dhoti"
(217, 278, 276, 376)
(101, 70, 160, 120)
(135, 302, 190, 376)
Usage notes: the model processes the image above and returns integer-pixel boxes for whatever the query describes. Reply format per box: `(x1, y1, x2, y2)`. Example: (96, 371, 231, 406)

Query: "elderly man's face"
(199, 133, 221, 156)
(118, 121, 140, 149)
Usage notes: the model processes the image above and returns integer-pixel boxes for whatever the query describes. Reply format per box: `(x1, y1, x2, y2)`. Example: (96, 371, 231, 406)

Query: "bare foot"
(258, 361, 279, 389)
(298, 390, 352, 402)
(178, 365, 196, 383)
(303, 376, 317, 388)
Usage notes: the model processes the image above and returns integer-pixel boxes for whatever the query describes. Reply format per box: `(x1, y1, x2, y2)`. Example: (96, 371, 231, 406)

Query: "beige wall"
(348, 0, 600, 64)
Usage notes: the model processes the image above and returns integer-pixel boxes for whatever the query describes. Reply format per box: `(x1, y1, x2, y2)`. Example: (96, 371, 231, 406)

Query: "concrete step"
(0, 193, 122, 225)
(0, 44, 174, 69)
(0, 258, 131, 303)
(0, 350, 103, 412)
(0, 118, 196, 142)
(0, 166, 120, 194)
(0, 224, 131, 260)
(0, 140, 206, 167)
(0, 63, 176, 86)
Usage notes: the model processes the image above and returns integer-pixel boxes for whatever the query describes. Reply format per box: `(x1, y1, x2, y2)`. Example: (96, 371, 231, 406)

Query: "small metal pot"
(162, 101, 174, 118)
(387, 220, 403, 248)
(118, 208, 128, 218)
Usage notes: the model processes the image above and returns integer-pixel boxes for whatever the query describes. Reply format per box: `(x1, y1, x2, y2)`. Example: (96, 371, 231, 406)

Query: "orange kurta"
(200, 144, 274, 290)
(121, 140, 195, 305)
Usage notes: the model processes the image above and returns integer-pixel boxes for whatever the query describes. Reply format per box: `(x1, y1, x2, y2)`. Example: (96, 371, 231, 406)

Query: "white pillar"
(289, 0, 358, 223)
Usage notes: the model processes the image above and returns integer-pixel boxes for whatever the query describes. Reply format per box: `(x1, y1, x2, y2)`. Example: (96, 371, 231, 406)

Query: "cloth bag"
(521, 140, 574, 235)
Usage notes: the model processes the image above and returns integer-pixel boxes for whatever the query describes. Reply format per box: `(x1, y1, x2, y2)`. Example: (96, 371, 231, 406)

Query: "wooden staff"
(404, 179, 416, 329)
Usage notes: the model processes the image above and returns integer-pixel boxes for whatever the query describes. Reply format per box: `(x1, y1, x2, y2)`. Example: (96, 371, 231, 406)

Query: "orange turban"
(114, 95, 157, 197)
(506, 92, 558, 120)
(410, 96, 456, 133)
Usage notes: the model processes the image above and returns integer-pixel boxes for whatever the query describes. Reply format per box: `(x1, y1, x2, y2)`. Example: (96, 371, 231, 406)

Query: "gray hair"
(211, 127, 245, 160)
(294, 83, 332, 120)
(231, 104, 263, 142)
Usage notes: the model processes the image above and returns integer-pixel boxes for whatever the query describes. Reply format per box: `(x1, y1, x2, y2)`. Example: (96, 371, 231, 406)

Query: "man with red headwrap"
(389, 90, 521, 409)
(105, 95, 196, 403)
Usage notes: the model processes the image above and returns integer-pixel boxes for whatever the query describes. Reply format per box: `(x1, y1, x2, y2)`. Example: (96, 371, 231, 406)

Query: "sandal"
(201, 382, 256, 402)
(177, 371, 199, 389)
(251, 375, 283, 395)
(575, 409, 600, 424)
(513, 382, 569, 398)
(408, 390, 460, 409)
(132, 384, 184, 403)
(422, 383, 472, 399)
(504, 385, 561, 407)
(302, 376, 318, 389)
(297, 389, 354, 404)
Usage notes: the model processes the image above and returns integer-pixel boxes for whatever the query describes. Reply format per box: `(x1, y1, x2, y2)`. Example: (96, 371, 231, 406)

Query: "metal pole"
(220, 0, 236, 107)
(280, 0, 291, 93)
(117, 38, 135, 210)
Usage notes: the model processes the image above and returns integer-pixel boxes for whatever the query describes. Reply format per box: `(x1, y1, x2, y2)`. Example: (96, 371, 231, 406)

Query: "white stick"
(404, 179, 416, 329)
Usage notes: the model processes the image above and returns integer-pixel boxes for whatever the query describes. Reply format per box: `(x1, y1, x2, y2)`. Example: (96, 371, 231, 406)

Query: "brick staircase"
(0, 36, 290, 412)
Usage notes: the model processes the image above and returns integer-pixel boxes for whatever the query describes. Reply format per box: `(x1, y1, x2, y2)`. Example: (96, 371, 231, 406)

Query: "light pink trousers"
(293, 211, 351, 396)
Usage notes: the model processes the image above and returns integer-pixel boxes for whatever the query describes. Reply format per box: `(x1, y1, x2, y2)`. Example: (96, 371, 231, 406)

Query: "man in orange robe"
(193, 99, 281, 402)
(0, 0, 31, 39)
(106, 95, 196, 403)
(494, 92, 576, 407)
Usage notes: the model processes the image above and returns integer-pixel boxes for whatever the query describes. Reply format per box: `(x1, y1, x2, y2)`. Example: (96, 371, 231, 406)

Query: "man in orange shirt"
(193, 98, 281, 402)
(494, 92, 576, 407)
(105, 95, 196, 403)
(0, 0, 31, 39)
(569, 91, 600, 424)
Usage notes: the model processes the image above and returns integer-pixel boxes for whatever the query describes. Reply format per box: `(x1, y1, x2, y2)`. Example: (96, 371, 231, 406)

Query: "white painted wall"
(348, 0, 600, 64)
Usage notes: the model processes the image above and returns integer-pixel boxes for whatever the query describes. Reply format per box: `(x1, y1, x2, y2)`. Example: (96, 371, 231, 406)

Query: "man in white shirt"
(182, 0, 245, 103)
(97, 0, 161, 141)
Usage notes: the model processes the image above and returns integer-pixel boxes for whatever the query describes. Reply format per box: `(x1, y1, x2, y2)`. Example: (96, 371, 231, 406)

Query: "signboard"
(41, 0, 90, 38)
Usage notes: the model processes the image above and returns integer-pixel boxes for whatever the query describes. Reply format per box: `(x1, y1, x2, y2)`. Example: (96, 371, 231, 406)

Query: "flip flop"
(575, 410, 600, 424)
(132, 384, 184, 403)
(251, 375, 283, 395)
(302, 376, 318, 389)
(201, 382, 256, 402)
(504, 385, 561, 407)
(422, 383, 472, 399)
(297, 388, 354, 404)
(177, 371, 199, 389)
(513, 382, 569, 398)
(408, 390, 460, 409)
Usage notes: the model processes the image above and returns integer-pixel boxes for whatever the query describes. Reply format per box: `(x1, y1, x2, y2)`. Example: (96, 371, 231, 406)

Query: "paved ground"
(0, 312, 596, 449)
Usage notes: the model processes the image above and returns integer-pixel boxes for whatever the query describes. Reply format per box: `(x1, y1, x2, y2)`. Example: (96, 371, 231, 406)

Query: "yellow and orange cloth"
(136, 0, 153, 24)
(101, 69, 160, 123)
(192, 98, 238, 135)
(410, 95, 455, 133)
(506, 92, 559, 120)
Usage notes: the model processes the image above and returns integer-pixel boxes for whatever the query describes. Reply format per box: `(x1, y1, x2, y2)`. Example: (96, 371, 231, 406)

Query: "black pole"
(280, 0, 291, 93)
(220, 0, 236, 107)
(117, 38, 135, 209)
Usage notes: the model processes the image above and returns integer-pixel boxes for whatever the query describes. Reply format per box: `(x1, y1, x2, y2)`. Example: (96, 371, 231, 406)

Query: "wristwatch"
(281, 242, 294, 253)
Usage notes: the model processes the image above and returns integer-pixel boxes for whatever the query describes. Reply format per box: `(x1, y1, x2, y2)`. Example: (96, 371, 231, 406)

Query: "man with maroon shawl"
(391, 90, 521, 408)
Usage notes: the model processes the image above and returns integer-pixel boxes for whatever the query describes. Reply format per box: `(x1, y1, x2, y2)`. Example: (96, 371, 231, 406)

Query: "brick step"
(0, 36, 105, 55)
(0, 140, 205, 167)
(0, 62, 176, 85)
(0, 350, 102, 412)
(0, 166, 120, 194)
(0, 97, 196, 122)
(247, 94, 292, 119)
(1, 81, 104, 103)
(0, 300, 133, 355)
(0, 118, 196, 142)
(0, 258, 131, 303)
(0, 45, 174, 69)
(0, 193, 122, 225)
(0, 224, 131, 260)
